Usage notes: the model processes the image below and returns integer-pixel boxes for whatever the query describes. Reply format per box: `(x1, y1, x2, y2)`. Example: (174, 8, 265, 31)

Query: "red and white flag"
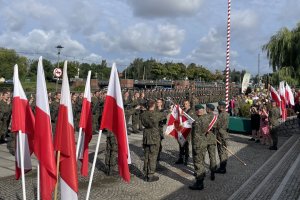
(279, 81, 287, 121)
(11, 64, 35, 180)
(54, 61, 78, 200)
(270, 86, 281, 106)
(35, 56, 57, 200)
(285, 83, 295, 106)
(100, 63, 131, 183)
(165, 105, 193, 146)
(78, 71, 93, 177)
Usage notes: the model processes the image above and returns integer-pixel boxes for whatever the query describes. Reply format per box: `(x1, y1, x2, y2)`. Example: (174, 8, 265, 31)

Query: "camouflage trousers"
(105, 133, 118, 171)
(192, 146, 206, 180)
(217, 136, 228, 164)
(143, 144, 159, 177)
(207, 144, 217, 172)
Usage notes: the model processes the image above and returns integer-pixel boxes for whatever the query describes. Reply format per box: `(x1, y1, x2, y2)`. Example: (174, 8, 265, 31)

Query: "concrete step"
(228, 134, 300, 200)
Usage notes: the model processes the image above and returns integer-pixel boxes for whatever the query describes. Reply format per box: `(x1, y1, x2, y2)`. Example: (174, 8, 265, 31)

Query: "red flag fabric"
(285, 83, 295, 106)
(270, 86, 281, 106)
(54, 61, 78, 200)
(165, 105, 193, 146)
(78, 71, 93, 176)
(100, 63, 131, 183)
(34, 56, 57, 200)
(279, 81, 287, 121)
(11, 64, 35, 180)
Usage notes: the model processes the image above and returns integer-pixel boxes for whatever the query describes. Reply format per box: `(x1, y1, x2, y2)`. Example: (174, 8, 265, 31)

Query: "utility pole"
(55, 45, 64, 92)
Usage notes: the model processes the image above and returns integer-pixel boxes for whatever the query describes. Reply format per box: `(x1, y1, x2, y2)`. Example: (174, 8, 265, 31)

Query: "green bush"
(240, 103, 251, 118)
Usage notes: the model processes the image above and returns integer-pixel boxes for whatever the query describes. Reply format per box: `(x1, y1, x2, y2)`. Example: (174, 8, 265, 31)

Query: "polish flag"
(285, 83, 295, 106)
(78, 71, 93, 176)
(279, 81, 287, 121)
(100, 63, 131, 183)
(270, 86, 281, 106)
(165, 105, 193, 146)
(11, 64, 35, 180)
(35, 57, 57, 200)
(54, 61, 78, 200)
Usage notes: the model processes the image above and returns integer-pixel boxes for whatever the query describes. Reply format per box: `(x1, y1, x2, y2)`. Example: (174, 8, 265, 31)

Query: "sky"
(0, 0, 299, 75)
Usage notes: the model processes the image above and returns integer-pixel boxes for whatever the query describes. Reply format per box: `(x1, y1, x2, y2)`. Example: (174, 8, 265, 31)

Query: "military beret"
(206, 103, 215, 110)
(195, 104, 204, 110)
(218, 101, 226, 106)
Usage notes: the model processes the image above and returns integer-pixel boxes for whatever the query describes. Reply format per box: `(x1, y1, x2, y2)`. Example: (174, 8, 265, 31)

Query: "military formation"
(0, 85, 238, 190)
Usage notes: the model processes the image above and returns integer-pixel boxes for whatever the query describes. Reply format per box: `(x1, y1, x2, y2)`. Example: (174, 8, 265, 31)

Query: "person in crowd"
(259, 105, 271, 146)
(269, 100, 281, 150)
(249, 104, 260, 143)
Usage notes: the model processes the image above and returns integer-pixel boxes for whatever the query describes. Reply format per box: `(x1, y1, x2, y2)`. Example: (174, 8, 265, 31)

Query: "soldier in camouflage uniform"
(92, 91, 100, 132)
(50, 92, 61, 135)
(155, 98, 167, 162)
(215, 101, 229, 174)
(268, 100, 281, 150)
(131, 92, 141, 133)
(175, 99, 193, 165)
(140, 100, 165, 182)
(0, 91, 12, 142)
(189, 104, 207, 190)
(105, 130, 118, 175)
(205, 103, 217, 181)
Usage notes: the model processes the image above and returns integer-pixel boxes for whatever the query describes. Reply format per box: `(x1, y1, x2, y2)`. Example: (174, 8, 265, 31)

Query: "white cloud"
(127, 0, 204, 18)
(89, 23, 185, 56)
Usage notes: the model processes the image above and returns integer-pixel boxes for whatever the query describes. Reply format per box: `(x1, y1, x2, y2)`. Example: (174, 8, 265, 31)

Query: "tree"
(263, 22, 300, 76)
(28, 58, 54, 81)
(0, 48, 27, 80)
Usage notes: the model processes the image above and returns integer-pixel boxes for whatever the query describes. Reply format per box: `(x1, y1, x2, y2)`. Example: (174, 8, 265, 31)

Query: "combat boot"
(210, 171, 215, 181)
(147, 175, 159, 182)
(175, 157, 184, 164)
(189, 179, 204, 190)
(184, 156, 189, 166)
(215, 162, 227, 174)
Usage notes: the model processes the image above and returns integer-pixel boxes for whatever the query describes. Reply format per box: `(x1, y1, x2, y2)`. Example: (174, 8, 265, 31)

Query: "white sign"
(53, 68, 62, 78)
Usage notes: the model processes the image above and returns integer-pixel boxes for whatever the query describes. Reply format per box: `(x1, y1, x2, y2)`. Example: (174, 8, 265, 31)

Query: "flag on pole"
(100, 63, 131, 183)
(11, 64, 35, 180)
(165, 105, 193, 146)
(279, 81, 287, 121)
(285, 83, 295, 106)
(54, 61, 78, 200)
(35, 56, 57, 200)
(270, 86, 281, 106)
(78, 71, 93, 177)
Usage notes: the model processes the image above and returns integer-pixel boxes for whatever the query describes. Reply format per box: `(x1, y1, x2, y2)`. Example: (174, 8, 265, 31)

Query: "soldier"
(205, 103, 217, 181)
(175, 99, 193, 165)
(156, 98, 167, 162)
(131, 91, 141, 133)
(50, 92, 61, 134)
(123, 90, 132, 134)
(189, 104, 207, 190)
(140, 100, 165, 182)
(215, 101, 229, 174)
(92, 91, 100, 132)
(0, 91, 12, 145)
(268, 100, 280, 150)
(105, 131, 118, 175)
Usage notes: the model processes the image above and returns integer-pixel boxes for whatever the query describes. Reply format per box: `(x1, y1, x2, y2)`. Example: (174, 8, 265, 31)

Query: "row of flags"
(270, 81, 295, 122)
(11, 57, 130, 200)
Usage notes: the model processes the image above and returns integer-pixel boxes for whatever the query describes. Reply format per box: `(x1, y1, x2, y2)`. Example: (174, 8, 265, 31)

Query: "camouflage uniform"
(140, 109, 165, 181)
(105, 131, 118, 175)
(205, 111, 217, 176)
(50, 100, 60, 135)
(269, 105, 280, 149)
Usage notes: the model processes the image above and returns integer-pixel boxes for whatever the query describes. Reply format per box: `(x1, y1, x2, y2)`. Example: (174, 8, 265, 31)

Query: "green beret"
(218, 101, 226, 106)
(206, 103, 215, 110)
(195, 104, 204, 110)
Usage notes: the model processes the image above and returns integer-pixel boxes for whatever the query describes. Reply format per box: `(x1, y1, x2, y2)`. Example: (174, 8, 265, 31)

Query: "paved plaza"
(0, 129, 299, 200)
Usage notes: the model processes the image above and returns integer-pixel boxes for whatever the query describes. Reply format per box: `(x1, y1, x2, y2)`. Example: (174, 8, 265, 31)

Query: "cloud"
(127, 0, 204, 18)
(0, 29, 87, 59)
(89, 23, 185, 56)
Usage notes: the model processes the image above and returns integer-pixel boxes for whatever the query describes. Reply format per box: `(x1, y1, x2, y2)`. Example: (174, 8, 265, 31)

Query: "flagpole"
(18, 130, 27, 200)
(86, 130, 102, 200)
(54, 151, 61, 200)
(76, 127, 83, 160)
(37, 163, 40, 200)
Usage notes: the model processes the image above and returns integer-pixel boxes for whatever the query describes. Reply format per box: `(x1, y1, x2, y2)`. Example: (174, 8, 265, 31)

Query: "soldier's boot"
(175, 157, 184, 164)
(147, 175, 159, 182)
(184, 156, 189, 166)
(210, 170, 215, 181)
(215, 162, 227, 174)
(189, 179, 204, 190)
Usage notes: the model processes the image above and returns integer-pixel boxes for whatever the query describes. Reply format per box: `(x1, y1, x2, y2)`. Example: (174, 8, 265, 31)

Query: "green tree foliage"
(263, 22, 300, 76)
(0, 48, 28, 80)
(28, 58, 54, 81)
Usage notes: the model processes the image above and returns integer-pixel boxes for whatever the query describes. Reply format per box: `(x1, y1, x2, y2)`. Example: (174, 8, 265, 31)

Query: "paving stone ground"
(0, 130, 299, 200)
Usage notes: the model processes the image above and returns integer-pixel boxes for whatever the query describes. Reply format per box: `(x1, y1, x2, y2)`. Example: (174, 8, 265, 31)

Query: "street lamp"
(55, 45, 64, 92)
(56, 45, 64, 68)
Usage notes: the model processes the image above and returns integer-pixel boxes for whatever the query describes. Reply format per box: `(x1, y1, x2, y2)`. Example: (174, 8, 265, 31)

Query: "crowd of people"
(1, 85, 299, 191)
